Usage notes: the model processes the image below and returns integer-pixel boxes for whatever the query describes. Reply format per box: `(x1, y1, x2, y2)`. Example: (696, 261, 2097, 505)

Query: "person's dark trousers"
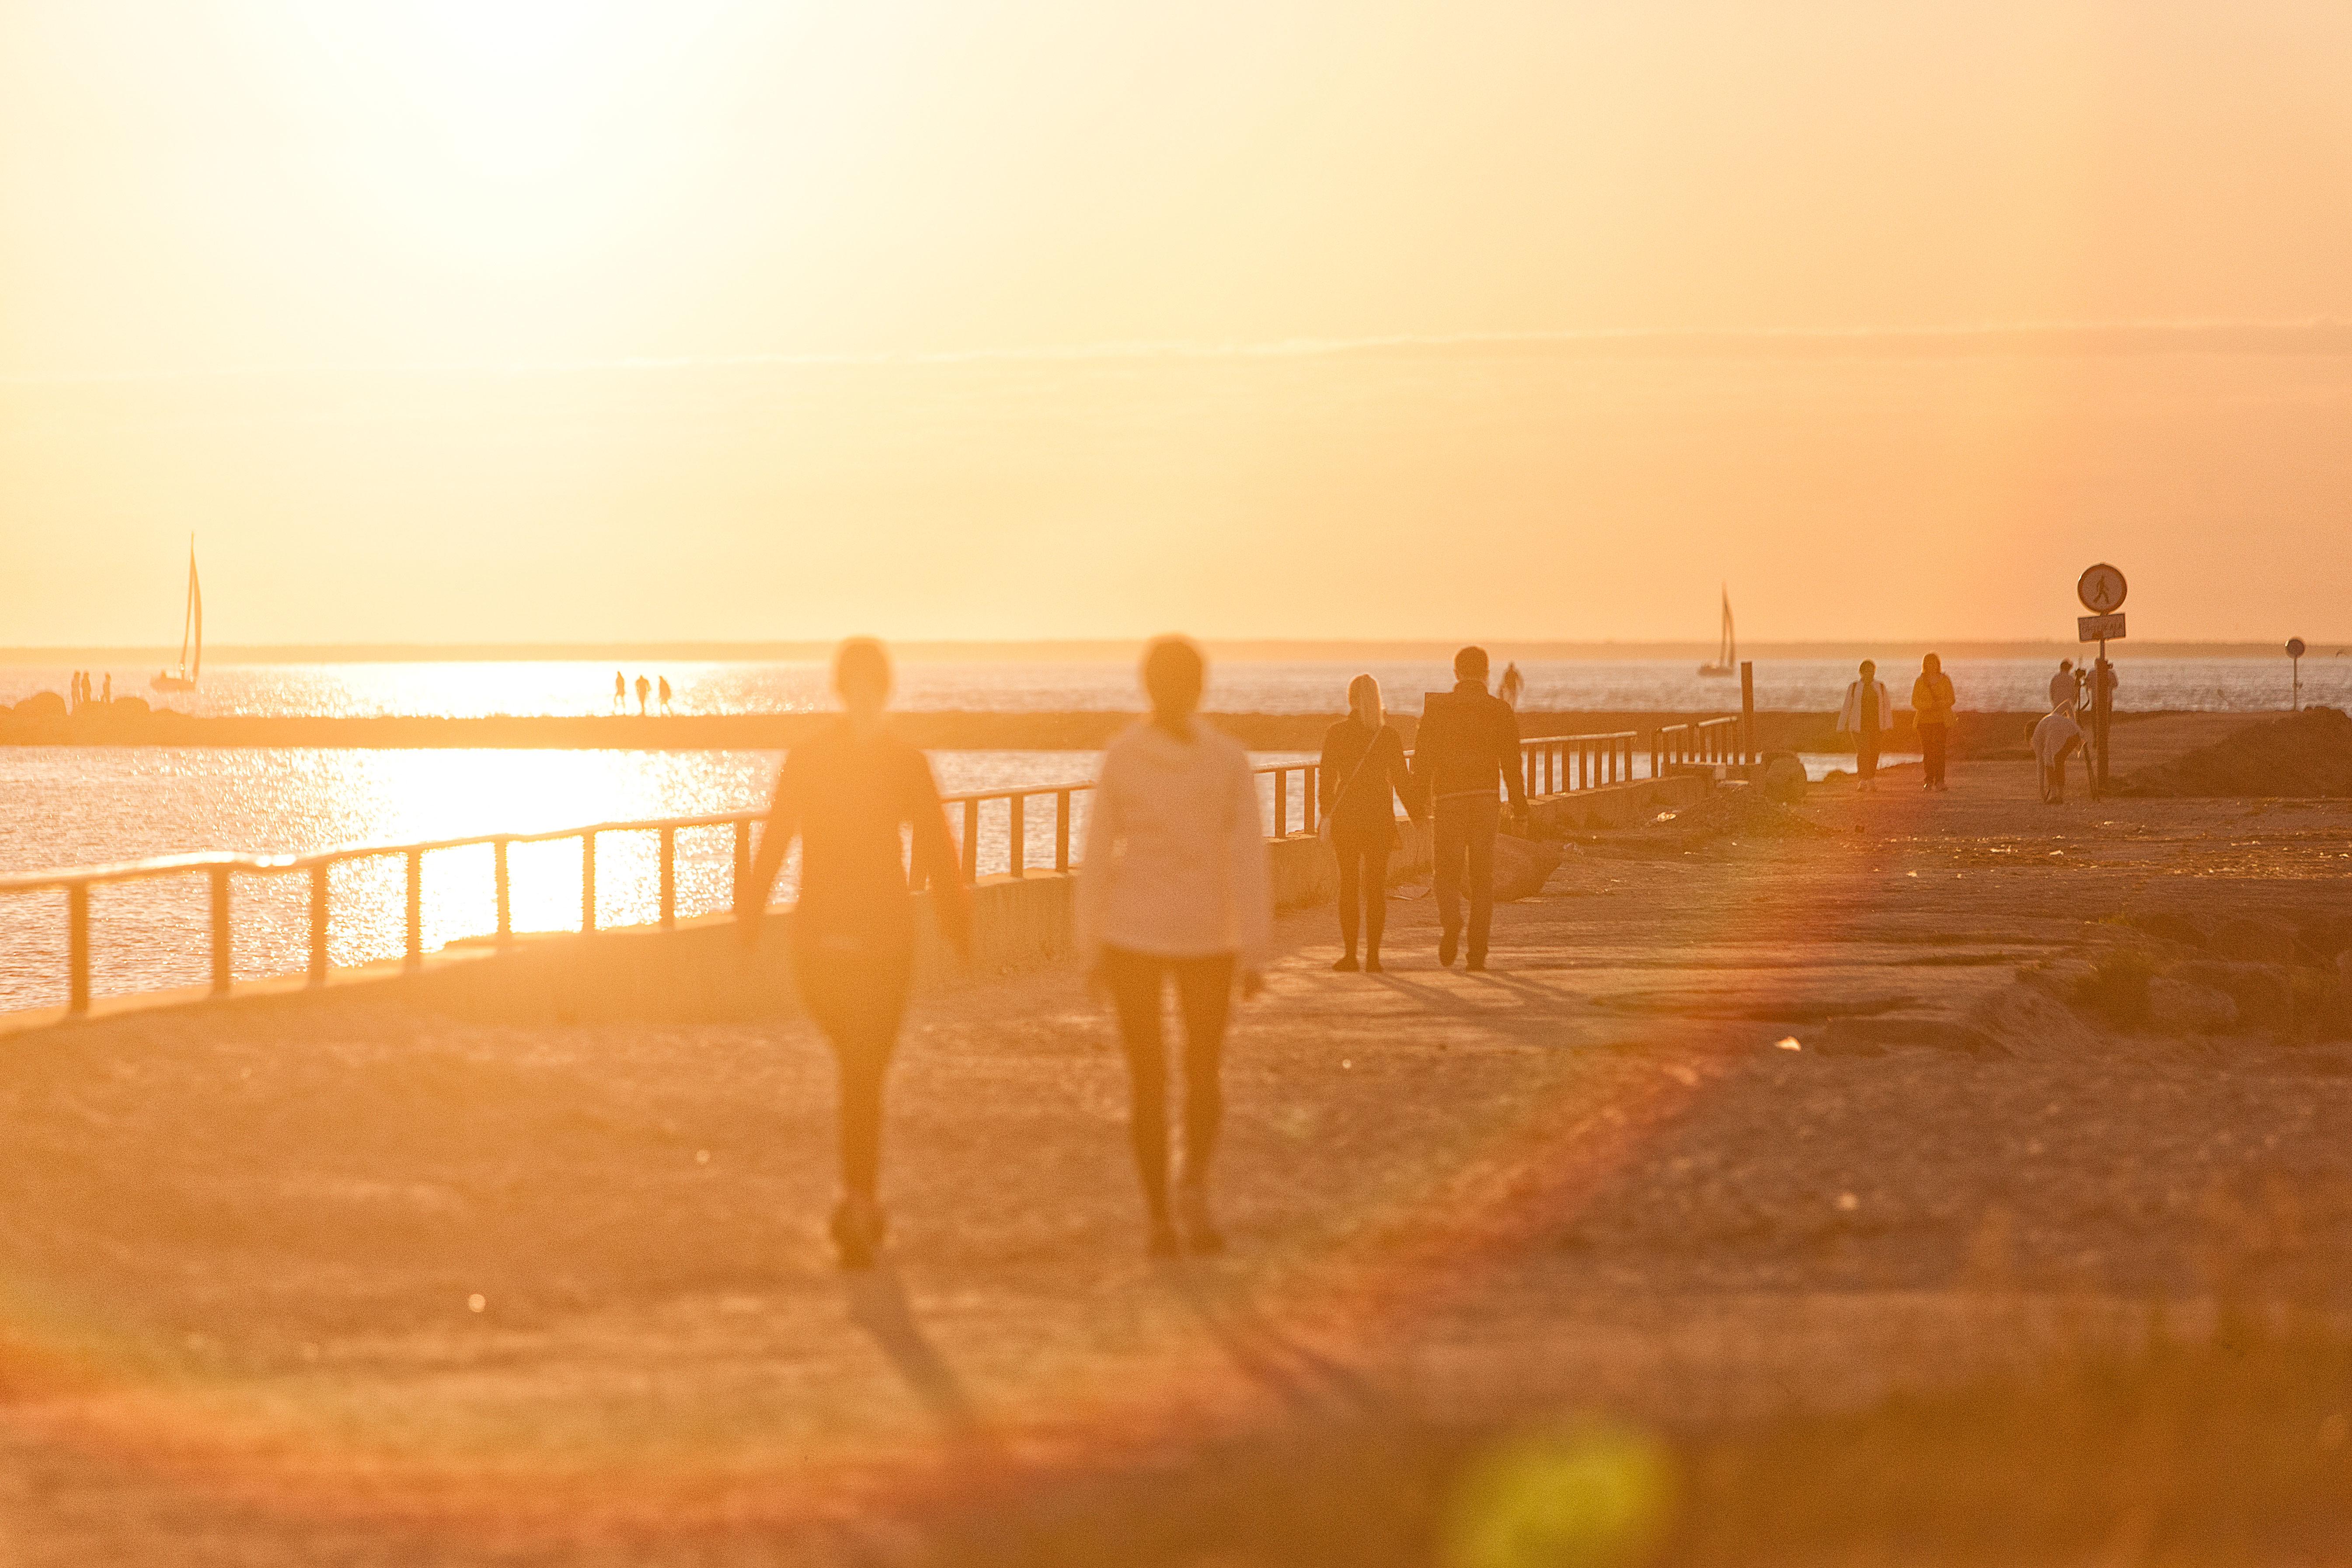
(793, 930, 915, 1203)
(1433, 792, 1500, 963)
(1920, 724, 1947, 787)
(1332, 828, 1392, 960)
(1856, 736, 1880, 783)
(1101, 947, 1234, 1222)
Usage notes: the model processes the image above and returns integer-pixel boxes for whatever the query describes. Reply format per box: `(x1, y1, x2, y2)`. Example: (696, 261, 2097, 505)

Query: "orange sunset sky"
(4, 1, 2351, 647)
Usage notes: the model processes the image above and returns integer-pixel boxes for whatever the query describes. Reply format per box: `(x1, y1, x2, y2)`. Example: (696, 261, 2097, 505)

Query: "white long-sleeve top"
(1836, 680, 1896, 735)
(1077, 719, 1273, 971)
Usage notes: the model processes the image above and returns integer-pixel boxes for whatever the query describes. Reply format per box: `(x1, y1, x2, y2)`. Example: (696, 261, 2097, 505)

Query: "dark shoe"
(829, 1195, 885, 1271)
(1178, 1179, 1225, 1256)
(1364, 953, 1384, 973)
(1466, 956, 1491, 972)
(1147, 1216, 1183, 1258)
(1439, 929, 1459, 967)
(1332, 954, 1360, 972)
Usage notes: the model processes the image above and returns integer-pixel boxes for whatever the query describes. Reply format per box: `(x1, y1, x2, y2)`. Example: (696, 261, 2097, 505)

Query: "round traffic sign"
(2077, 563, 2127, 613)
(2288, 638, 2307, 659)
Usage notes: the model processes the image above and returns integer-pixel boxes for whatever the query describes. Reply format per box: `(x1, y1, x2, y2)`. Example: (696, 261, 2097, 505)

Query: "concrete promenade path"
(0, 730, 2348, 1563)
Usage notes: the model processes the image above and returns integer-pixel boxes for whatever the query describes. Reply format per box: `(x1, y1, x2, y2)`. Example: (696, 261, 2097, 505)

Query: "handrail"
(7, 726, 1675, 1018)
(1652, 714, 1745, 775)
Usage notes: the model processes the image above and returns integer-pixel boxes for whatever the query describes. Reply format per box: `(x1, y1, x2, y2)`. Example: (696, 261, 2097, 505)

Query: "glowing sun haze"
(4, 1, 2351, 645)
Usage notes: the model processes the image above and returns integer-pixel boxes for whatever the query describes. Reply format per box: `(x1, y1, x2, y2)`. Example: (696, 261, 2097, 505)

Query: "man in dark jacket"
(1411, 645, 1526, 970)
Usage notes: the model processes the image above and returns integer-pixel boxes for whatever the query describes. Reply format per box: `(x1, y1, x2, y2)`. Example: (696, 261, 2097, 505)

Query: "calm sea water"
(5, 655, 2343, 720)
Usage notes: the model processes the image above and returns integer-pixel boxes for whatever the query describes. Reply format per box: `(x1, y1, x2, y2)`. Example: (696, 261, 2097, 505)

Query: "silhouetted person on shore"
(614, 670, 627, 710)
(1913, 653, 1954, 791)
(1498, 662, 1524, 709)
(1318, 674, 1422, 972)
(658, 675, 672, 714)
(1837, 659, 1891, 791)
(738, 638, 972, 1268)
(1080, 636, 1272, 1257)
(634, 674, 651, 715)
(100, 673, 110, 706)
(1411, 645, 1526, 971)
(2050, 659, 2078, 711)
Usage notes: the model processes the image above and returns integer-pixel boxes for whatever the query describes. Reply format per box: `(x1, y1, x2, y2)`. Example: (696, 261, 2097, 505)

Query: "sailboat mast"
(189, 546, 203, 679)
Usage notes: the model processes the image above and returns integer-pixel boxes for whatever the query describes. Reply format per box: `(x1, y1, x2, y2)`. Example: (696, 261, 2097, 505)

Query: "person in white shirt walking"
(1079, 636, 1273, 1257)
(1836, 659, 1895, 791)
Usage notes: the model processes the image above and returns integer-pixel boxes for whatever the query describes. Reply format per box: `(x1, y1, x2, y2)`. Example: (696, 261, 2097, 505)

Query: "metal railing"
(4, 728, 1679, 1018)
(1652, 715, 1745, 774)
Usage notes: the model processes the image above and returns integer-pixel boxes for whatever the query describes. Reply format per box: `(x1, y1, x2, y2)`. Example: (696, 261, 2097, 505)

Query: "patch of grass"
(2076, 946, 2157, 1028)
(920, 1318, 2352, 1567)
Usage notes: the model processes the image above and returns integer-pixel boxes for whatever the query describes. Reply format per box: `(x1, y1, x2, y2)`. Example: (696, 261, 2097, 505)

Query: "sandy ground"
(0, 725, 2347, 1563)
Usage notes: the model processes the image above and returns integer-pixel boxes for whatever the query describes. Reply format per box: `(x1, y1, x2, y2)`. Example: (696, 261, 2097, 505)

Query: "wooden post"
(1303, 766, 1318, 834)
(308, 863, 330, 985)
(659, 826, 677, 925)
(405, 848, 424, 968)
(1273, 770, 1288, 837)
(732, 820, 750, 908)
(1008, 794, 1026, 878)
(209, 865, 232, 994)
(67, 883, 90, 1016)
(581, 833, 597, 935)
(1055, 791, 1073, 872)
(962, 800, 979, 884)
(1739, 660, 1756, 766)
(494, 839, 512, 944)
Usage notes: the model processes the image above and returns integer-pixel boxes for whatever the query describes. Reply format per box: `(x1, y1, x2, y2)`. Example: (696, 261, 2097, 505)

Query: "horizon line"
(7, 318, 2352, 390)
(7, 638, 2345, 665)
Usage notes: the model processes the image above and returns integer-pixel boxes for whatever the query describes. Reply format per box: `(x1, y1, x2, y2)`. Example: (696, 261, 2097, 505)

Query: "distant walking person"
(1912, 653, 1955, 791)
(1411, 646, 1527, 971)
(1837, 659, 1892, 790)
(634, 674, 651, 716)
(738, 638, 972, 1268)
(100, 673, 110, 705)
(614, 670, 627, 711)
(1317, 674, 1424, 973)
(658, 675, 673, 714)
(1080, 636, 1272, 1257)
(2050, 659, 2078, 712)
(1498, 662, 1525, 709)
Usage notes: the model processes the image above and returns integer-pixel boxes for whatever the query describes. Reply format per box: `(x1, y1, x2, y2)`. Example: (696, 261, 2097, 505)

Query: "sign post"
(2288, 638, 2307, 712)
(2076, 564, 2128, 797)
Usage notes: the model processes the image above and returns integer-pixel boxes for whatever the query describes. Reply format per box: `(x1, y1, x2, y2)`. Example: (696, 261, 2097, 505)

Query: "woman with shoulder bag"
(1317, 674, 1424, 972)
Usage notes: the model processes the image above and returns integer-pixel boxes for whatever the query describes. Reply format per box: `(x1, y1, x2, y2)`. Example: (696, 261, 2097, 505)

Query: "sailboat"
(151, 537, 202, 693)
(1697, 585, 1736, 677)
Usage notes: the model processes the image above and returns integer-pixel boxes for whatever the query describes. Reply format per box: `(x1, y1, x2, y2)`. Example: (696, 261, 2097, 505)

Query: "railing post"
(962, 800, 979, 884)
(1008, 793, 1026, 878)
(495, 839, 512, 944)
(308, 863, 329, 985)
(659, 826, 677, 925)
(1273, 769, 1287, 837)
(732, 819, 751, 908)
(581, 832, 598, 934)
(66, 883, 89, 1016)
(1304, 765, 1318, 834)
(1056, 791, 1073, 872)
(405, 847, 423, 969)
(209, 865, 232, 995)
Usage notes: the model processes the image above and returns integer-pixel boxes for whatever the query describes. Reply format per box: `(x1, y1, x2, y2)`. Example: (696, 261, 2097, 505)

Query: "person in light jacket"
(1836, 659, 1894, 790)
(1911, 653, 1955, 791)
(1079, 636, 1273, 1258)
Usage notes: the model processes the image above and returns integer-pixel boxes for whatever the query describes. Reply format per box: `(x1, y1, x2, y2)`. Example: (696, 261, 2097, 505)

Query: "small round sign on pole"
(2287, 638, 2307, 711)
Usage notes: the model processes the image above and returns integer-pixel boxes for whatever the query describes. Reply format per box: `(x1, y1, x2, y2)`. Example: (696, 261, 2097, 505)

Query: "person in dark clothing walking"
(1410, 646, 1526, 971)
(1317, 673, 1423, 972)
(738, 638, 972, 1269)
